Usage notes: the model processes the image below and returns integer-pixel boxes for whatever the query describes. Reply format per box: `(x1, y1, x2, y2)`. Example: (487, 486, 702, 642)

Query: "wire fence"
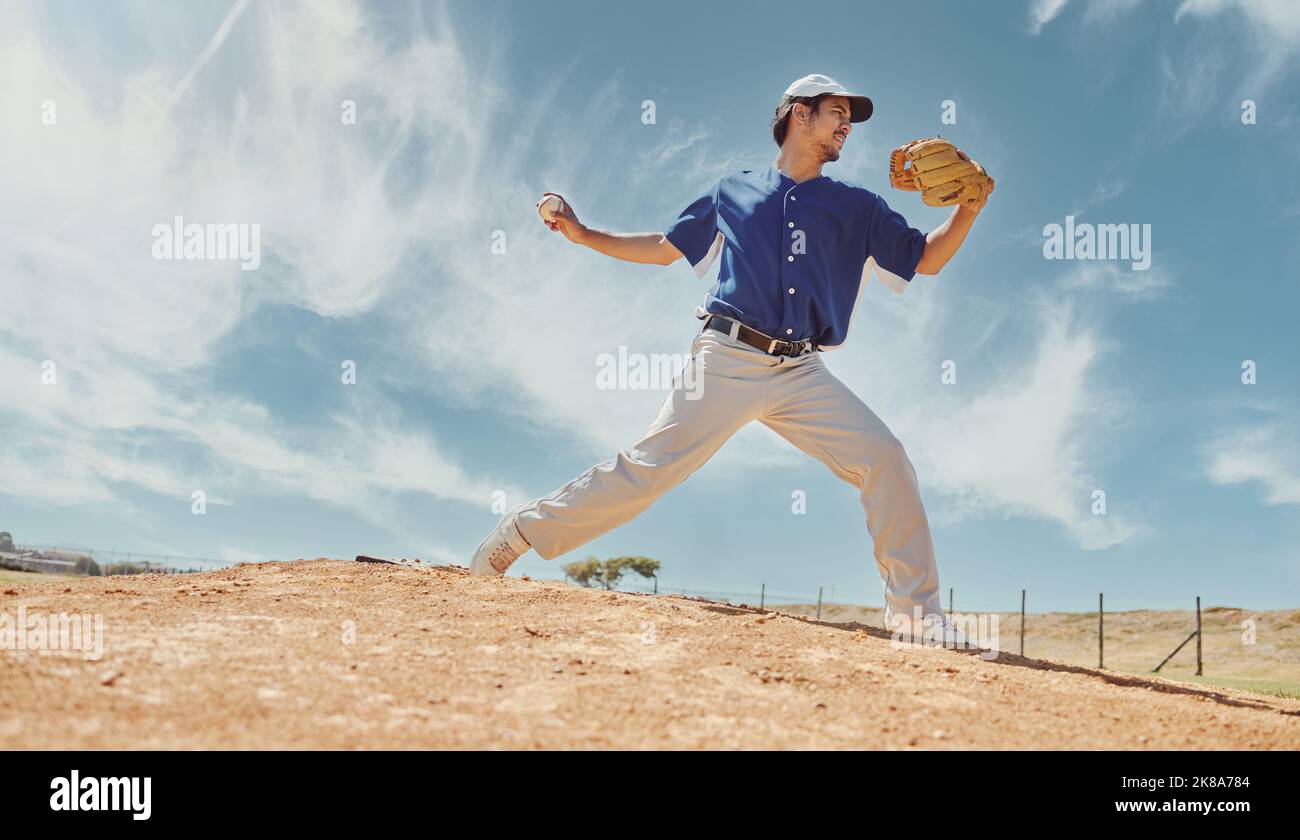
(539, 574, 1232, 678)
(3, 544, 232, 576)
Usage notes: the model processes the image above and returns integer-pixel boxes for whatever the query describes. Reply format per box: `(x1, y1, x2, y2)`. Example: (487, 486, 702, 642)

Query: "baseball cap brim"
(846, 95, 873, 123)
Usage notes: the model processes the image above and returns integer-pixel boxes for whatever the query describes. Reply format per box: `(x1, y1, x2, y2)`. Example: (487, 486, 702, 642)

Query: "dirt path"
(2, 560, 1298, 749)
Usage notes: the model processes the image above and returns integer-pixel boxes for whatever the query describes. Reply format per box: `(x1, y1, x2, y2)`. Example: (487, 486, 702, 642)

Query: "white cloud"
(836, 298, 1138, 550)
(1206, 423, 1300, 505)
(1175, 0, 1300, 96)
(1176, 0, 1300, 41)
(1029, 0, 1071, 35)
(0, 0, 530, 533)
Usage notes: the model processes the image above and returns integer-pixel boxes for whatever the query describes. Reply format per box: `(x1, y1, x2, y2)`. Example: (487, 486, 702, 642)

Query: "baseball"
(537, 194, 565, 222)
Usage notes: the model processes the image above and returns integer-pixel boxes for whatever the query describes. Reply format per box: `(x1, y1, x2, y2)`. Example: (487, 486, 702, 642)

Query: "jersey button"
(787, 255, 794, 262)
(785, 328, 793, 335)
(788, 288, 795, 294)
(788, 222, 794, 228)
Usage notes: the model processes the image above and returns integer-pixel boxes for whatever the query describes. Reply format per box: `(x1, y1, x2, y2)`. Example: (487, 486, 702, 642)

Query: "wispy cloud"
(635, 119, 710, 173)
(1206, 421, 1300, 506)
(1071, 178, 1127, 217)
(1029, 0, 1071, 34)
(161, 0, 252, 115)
(1175, 0, 1300, 96)
(1176, 0, 1300, 42)
(0, 0, 526, 533)
(1061, 263, 1172, 299)
(884, 301, 1137, 550)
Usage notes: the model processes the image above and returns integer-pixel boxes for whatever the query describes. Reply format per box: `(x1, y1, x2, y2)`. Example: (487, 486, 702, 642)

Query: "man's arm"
(915, 203, 983, 275)
(914, 185, 990, 275)
(576, 228, 682, 266)
(540, 191, 681, 266)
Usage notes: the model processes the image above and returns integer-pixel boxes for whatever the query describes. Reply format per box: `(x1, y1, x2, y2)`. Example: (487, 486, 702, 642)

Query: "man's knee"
(852, 435, 914, 488)
(617, 445, 699, 491)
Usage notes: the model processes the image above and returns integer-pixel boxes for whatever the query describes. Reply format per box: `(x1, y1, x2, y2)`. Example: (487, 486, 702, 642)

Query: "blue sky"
(2, 0, 1298, 611)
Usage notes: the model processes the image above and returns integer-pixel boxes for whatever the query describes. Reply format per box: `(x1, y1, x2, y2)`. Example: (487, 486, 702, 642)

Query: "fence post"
(1196, 596, 1202, 676)
(1099, 593, 1104, 670)
(948, 587, 953, 615)
(816, 587, 823, 621)
(760, 583, 765, 610)
(1020, 589, 1026, 657)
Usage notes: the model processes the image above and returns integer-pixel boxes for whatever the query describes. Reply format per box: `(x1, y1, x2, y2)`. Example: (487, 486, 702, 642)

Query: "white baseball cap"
(782, 73, 873, 122)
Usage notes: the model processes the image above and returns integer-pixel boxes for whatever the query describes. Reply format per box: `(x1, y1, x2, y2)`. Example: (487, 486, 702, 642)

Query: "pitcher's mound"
(2, 559, 1297, 749)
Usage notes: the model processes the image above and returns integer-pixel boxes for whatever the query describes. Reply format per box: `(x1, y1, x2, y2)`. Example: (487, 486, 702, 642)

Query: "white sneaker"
(884, 608, 968, 649)
(469, 508, 532, 576)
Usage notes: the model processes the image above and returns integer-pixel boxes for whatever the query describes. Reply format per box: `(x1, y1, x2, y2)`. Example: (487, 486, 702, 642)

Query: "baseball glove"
(889, 137, 994, 207)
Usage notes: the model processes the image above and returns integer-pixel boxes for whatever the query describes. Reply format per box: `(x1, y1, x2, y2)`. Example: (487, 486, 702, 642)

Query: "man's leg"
(759, 356, 943, 621)
(514, 330, 771, 560)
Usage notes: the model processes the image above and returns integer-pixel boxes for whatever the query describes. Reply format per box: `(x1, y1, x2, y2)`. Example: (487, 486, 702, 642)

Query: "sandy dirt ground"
(2, 559, 1299, 750)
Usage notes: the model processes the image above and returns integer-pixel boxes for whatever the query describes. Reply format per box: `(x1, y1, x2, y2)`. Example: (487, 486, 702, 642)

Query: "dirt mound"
(2, 560, 1298, 749)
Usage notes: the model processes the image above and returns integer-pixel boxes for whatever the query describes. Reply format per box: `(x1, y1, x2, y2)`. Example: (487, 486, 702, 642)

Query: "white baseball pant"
(514, 324, 944, 619)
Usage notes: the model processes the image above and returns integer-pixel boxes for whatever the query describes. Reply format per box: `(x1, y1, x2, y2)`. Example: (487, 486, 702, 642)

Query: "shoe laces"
(487, 542, 519, 574)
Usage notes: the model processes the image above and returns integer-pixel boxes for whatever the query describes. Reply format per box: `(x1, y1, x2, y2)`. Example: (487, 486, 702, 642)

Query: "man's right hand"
(538, 192, 587, 244)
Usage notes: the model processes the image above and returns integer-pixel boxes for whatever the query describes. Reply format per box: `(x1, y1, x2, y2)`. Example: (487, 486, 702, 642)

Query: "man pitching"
(471, 74, 992, 647)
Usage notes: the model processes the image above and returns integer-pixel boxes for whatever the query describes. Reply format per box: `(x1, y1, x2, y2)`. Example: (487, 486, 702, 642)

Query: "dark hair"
(771, 94, 825, 147)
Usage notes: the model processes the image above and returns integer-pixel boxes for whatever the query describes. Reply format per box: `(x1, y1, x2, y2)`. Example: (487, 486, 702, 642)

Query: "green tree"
(613, 556, 660, 582)
(565, 556, 661, 590)
(562, 556, 602, 587)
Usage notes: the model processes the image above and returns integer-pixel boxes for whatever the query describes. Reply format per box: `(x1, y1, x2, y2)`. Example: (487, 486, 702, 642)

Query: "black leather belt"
(703, 315, 818, 357)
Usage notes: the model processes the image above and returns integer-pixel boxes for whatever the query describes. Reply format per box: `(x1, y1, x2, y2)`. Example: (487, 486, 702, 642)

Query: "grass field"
(1149, 674, 1300, 702)
(0, 568, 60, 586)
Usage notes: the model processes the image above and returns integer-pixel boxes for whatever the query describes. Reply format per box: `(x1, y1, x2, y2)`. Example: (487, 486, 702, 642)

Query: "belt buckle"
(769, 338, 797, 357)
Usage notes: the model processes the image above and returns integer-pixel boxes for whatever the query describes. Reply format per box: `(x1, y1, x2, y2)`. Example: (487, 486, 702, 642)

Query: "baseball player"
(472, 74, 992, 648)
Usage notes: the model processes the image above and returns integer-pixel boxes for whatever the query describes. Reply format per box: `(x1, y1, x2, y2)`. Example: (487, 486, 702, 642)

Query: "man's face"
(800, 95, 852, 162)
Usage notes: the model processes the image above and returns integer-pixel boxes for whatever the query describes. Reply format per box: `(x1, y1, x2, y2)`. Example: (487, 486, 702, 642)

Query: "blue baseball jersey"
(664, 164, 927, 349)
